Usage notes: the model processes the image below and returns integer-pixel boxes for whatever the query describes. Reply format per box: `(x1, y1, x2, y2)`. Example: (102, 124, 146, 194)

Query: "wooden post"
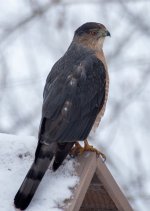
(96, 157, 133, 211)
(64, 152, 133, 211)
(65, 153, 96, 211)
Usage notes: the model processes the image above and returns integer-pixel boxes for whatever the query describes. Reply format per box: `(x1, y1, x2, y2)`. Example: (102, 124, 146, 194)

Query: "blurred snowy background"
(0, 0, 150, 210)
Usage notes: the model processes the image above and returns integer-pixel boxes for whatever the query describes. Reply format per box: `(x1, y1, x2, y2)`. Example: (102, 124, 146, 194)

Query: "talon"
(70, 140, 106, 161)
(84, 140, 106, 162)
(98, 151, 106, 162)
(69, 142, 84, 157)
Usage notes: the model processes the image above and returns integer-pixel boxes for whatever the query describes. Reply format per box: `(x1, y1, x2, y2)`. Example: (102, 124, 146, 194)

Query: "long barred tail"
(14, 143, 54, 210)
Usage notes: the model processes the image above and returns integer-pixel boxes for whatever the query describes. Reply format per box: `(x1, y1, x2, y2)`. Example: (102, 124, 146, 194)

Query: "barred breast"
(93, 49, 109, 130)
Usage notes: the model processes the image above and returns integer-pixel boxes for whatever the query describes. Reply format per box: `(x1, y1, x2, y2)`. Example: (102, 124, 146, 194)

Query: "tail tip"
(14, 191, 32, 210)
(13, 203, 22, 211)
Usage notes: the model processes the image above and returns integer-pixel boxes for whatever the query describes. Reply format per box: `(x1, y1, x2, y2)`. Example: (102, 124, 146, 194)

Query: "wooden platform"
(64, 152, 133, 211)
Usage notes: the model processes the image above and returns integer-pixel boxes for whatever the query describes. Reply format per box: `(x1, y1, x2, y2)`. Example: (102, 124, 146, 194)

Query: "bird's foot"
(70, 142, 84, 157)
(84, 140, 106, 161)
(70, 140, 106, 161)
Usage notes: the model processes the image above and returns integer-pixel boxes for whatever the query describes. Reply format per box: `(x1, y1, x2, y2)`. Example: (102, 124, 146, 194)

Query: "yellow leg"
(70, 140, 106, 161)
(70, 142, 84, 156)
(84, 140, 106, 161)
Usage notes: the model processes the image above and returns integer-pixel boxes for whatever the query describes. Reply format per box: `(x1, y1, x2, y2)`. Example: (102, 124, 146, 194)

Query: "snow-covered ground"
(0, 133, 79, 211)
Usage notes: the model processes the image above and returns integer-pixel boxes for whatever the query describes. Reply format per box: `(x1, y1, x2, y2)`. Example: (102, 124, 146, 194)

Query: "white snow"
(0, 133, 79, 211)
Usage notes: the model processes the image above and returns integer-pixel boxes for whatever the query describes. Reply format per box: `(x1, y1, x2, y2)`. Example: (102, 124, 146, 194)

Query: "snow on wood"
(0, 133, 79, 211)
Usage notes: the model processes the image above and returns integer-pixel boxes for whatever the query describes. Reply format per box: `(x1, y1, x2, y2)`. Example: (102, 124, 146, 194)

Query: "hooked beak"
(105, 30, 111, 37)
(98, 29, 111, 38)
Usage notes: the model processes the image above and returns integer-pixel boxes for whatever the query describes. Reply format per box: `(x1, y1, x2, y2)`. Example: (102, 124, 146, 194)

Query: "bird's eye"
(89, 31, 97, 36)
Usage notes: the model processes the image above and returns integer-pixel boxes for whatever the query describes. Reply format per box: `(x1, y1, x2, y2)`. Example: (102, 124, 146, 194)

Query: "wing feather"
(39, 52, 106, 144)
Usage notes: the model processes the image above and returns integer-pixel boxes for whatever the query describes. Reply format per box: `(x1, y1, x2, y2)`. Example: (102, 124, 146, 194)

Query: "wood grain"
(64, 152, 133, 211)
(96, 158, 133, 211)
(65, 152, 96, 211)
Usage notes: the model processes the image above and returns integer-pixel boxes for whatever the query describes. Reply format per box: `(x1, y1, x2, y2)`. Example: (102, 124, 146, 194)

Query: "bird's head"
(74, 22, 110, 50)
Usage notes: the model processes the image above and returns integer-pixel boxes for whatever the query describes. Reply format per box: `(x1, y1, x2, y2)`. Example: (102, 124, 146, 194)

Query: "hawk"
(14, 22, 110, 210)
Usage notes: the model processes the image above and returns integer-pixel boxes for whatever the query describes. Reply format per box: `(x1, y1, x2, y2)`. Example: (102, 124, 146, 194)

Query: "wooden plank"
(80, 173, 118, 210)
(96, 158, 133, 211)
(65, 152, 96, 211)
